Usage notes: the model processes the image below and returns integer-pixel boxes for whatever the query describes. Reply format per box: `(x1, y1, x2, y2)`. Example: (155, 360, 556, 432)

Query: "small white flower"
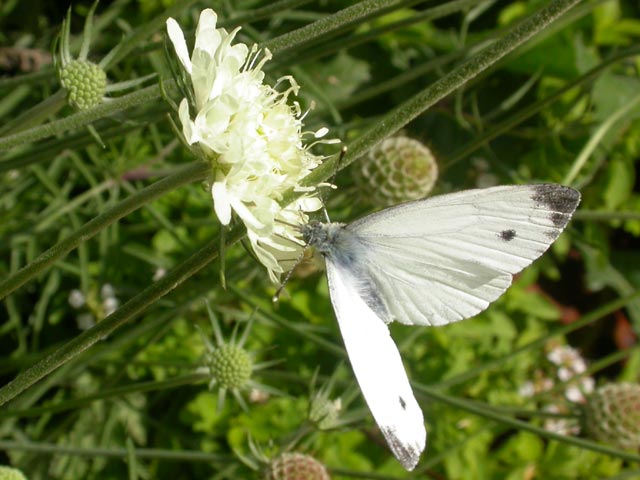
(68, 289, 85, 309)
(565, 384, 585, 403)
(543, 404, 580, 435)
(547, 345, 587, 380)
(153, 267, 167, 281)
(519, 381, 535, 397)
(103, 296, 119, 316)
(249, 388, 270, 404)
(101, 283, 115, 299)
(76, 313, 95, 330)
(557, 366, 573, 382)
(581, 375, 595, 393)
(565, 375, 595, 403)
(519, 375, 554, 398)
(166, 9, 332, 281)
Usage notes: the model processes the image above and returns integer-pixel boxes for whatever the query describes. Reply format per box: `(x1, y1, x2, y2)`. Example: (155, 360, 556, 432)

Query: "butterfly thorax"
(301, 221, 347, 254)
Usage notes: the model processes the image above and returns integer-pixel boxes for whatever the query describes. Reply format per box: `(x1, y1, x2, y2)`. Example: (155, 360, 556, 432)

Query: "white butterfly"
(300, 184, 580, 470)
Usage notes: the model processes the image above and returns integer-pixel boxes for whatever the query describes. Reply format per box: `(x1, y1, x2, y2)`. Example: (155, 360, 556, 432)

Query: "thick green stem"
(436, 290, 640, 389)
(444, 44, 640, 169)
(0, 373, 208, 419)
(0, 440, 232, 462)
(0, 82, 173, 151)
(0, 161, 209, 300)
(0, 225, 243, 407)
(265, 0, 405, 55)
(293, 0, 582, 199)
(415, 385, 640, 463)
(0, 90, 67, 136)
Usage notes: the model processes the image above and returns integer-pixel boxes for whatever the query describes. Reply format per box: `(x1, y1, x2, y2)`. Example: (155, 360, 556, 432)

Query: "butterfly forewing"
(346, 184, 580, 326)
(325, 258, 426, 470)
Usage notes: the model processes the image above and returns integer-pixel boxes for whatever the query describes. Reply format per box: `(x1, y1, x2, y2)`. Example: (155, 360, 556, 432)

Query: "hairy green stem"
(564, 94, 640, 185)
(0, 161, 209, 300)
(435, 290, 640, 389)
(0, 90, 67, 136)
(0, 373, 208, 419)
(265, 0, 407, 55)
(444, 44, 640, 169)
(0, 82, 172, 151)
(292, 0, 480, 66)
(0, 225, 243, 407)
(416, 384, 640, 463)
(0, 440, 232, 462)
(293, 0, 582, 198)
(574, 210, 640, 221)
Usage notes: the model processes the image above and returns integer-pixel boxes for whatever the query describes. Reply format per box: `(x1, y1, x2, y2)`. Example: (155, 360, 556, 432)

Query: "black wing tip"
(531, 184, 581, 228)
(531, 184, 581, 212)
(380, 426, 424, 471)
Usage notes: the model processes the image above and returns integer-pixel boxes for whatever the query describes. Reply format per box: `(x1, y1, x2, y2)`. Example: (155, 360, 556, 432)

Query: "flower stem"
(295, 0, 582, 196)
(0, 161, 209, 301)
(0, 82, 173, 151)
(0, 373, 208, 419)
(436, 290, 640, 389)
(0, 440, 233, 463)
(415, 384, 640, 464)
(265, 0, 397, 55)
(563, 93, 640, 185)
(0, 89, 67, 136)
(0, 224, 244, 407)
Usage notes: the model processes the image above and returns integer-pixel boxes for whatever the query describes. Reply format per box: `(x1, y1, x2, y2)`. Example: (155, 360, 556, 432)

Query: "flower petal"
(178, 99, 199, 144)
(212, 181, 232, 225)
(229, 196, 265, 231)
(194, 9, 221, 57)
(166, 18, 192, 74)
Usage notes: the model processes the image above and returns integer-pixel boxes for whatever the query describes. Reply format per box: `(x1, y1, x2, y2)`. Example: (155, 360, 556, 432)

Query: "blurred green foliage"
(1, 0, 640, 479)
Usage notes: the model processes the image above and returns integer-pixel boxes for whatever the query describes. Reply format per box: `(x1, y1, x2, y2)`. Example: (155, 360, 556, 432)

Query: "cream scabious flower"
(166, 9, 329, 281)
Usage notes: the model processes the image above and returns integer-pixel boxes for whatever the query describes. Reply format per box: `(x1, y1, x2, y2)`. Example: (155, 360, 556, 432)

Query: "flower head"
(265, 452, 330, 480)
(0, 466, 27, 480)
(55, 3, 157, 119)
(55, 3, 107, 110)
(356, 135, 438, 207)
(166, 9, 333, 281)
(197, 303, 282, 411)
(583, 383, 640, 449)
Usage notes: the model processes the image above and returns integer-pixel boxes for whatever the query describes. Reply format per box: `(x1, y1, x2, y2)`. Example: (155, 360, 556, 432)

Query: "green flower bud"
(583, 383, 640, 449)
(265, 452, 330, 480)
(59, 59, 106, 109)
(0, 466, 27, 480)
(356, 136, 438, 207)
(207, 344, 252, 389)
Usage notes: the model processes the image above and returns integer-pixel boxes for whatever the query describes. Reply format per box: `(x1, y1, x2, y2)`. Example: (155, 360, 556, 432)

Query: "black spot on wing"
(499, 229, 516, 241)
(531, 184, 581, 228)
(380, 425, 421, 471)
(399, 396, 407, 410)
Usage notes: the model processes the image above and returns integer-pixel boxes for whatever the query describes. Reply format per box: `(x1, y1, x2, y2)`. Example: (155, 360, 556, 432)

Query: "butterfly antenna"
(272, 246, 309, 303)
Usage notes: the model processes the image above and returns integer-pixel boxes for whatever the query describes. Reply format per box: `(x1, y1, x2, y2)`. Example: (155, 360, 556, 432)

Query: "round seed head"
(207, 344, 253, 390)
(356, 136, 438, 207)
(264, 452, 330, 480)
(0, 466, 27, 480)
(583, 383, 640, 449)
